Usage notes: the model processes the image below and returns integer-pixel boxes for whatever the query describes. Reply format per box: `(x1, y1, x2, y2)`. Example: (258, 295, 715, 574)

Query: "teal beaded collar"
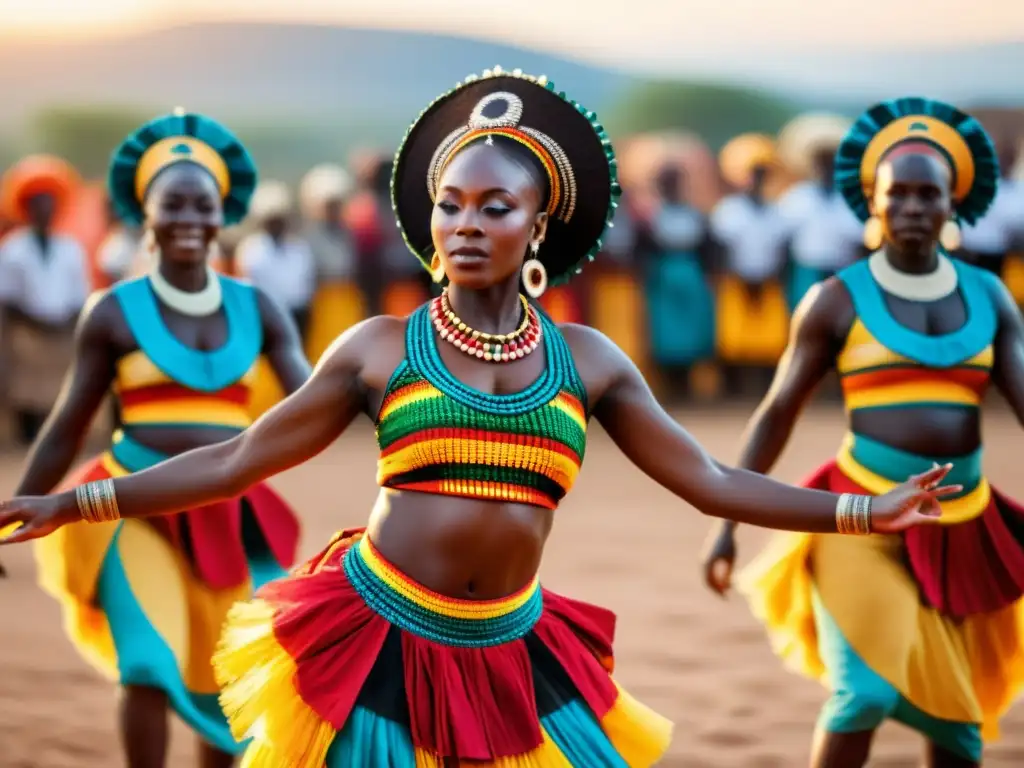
(404, 302, 583, 416)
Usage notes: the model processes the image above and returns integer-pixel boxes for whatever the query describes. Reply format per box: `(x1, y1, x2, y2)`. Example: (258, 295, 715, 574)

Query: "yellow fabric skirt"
(305, 281, 366, 366)
(739, 530, 1024, 740)
(36, 513, 257, 752)
(590, 271, 645, 365)
(714, 276, 789, 365)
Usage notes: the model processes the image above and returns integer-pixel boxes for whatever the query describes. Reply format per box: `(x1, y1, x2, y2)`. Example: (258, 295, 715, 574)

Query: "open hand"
(0, 495, 78, 545)
(871, 463, 960, 533)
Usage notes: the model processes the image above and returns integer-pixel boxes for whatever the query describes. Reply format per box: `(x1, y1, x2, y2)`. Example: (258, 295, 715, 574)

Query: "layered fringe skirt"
(35, 432, 299, 753)
(214, 529, 673, 767)
(739, 433, 1024, 761)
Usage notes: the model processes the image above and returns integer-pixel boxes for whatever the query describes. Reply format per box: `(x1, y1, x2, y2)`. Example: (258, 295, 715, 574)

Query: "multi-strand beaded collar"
(430, 289, 542, 363)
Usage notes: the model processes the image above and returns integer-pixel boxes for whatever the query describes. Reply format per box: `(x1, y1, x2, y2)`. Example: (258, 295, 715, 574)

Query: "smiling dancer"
(2, 73, 955, 767)
(13, 112, 309, 767)
(703, 98, 1024, 767)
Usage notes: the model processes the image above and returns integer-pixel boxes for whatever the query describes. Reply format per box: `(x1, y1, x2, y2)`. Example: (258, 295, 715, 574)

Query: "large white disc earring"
(522, 241, 547, 299)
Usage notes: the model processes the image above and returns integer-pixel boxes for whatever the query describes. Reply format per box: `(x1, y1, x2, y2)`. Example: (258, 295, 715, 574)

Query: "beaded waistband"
(343, 536, 543, 647)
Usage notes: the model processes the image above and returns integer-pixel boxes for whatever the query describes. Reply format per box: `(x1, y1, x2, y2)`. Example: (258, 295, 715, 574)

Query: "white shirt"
(961, 179, 1024, 254)
(0, 228, 89, 324)
(304, 223, 357, 281)
(236, 231, 316, 310)
(650, 205, 705, 252)
(710, 195, 789, 282)
(777, 182, 864, 271)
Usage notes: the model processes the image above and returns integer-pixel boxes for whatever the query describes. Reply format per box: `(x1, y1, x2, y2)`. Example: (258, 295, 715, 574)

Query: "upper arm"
(255, 287, 312, 393)
(988, 274, 1024, 407)
(564, 325, 720, 502)
(758, 279, 849, 419)
(226, 316, 390, 487)
(45, 292, 120, 436)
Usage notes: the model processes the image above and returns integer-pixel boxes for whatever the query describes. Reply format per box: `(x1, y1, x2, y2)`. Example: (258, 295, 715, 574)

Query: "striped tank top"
(835, 257, 998, 413)
(376, 303, 587, 510)
(111, 275, 263, 432)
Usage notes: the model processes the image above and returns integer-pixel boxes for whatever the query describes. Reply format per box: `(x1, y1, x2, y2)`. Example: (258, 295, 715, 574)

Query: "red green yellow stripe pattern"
(837, 319, 992, 411)
(114, 350, 257, 430)
(375, 308, 588, 511)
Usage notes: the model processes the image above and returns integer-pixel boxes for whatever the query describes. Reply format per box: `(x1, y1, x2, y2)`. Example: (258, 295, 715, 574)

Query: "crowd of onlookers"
(1, 121, 1023, 449)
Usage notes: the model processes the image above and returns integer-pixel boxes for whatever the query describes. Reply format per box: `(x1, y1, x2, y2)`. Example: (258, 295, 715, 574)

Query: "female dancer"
(3, 71, 954, 767)
(15, 111, 309, 767)
(702, 98, 1024, 767)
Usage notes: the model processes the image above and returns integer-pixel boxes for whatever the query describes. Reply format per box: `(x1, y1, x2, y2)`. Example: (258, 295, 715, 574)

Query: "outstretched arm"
(0, 317, 389, 541)
(563, 323, 951, 534)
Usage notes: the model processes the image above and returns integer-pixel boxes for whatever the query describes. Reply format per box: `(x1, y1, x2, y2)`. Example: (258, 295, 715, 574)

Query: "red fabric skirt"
(63, 453, 300, 590)
(213, 529, 672, 767)
(804, 460, 1024, 618)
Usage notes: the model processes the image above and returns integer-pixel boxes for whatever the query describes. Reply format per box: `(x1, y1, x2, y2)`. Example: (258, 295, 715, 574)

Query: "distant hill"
(1, 23, 1021, 136)
(0, 23, 638, 135)
(0, 23, 1020, 177)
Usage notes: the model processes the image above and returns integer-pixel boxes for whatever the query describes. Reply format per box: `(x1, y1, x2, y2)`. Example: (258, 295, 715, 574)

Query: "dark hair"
(466, 134, 552, 212)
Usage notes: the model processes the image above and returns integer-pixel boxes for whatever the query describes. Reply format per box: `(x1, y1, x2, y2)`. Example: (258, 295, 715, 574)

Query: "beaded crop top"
(835, 258, 997, 413)
(375, 303, 588, 510)
(111, 276, 262, 432)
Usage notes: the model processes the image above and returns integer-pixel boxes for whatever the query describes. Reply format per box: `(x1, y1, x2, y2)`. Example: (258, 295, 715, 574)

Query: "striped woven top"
(111, 275, 263, 432)
(835, 258, 997, 413)
(114, 351, 258, 431)
(375, 303, 588, 510)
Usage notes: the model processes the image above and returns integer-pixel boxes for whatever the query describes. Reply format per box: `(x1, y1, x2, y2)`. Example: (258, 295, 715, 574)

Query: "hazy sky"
(6, 0, 1023, 70)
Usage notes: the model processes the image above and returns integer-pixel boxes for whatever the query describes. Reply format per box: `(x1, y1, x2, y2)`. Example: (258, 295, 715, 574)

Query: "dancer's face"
(145, 164, 223, 267)
(431, 141, 548, 291)
(872, 152, 952, 255)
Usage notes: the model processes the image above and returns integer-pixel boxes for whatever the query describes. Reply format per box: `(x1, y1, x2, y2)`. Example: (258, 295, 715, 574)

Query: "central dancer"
(1, 70, 955, 767)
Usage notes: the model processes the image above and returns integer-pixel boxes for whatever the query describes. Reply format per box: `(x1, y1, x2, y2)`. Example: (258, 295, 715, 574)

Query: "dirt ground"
(2, 404, 1024, 767)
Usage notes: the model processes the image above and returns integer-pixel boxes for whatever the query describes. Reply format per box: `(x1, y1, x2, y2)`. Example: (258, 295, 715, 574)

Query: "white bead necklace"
(147, 262, 223, 316)
(868, 251, 958, 302)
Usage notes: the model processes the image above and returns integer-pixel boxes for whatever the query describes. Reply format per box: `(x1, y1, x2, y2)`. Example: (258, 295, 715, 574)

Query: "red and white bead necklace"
(430, 290, 542, 363)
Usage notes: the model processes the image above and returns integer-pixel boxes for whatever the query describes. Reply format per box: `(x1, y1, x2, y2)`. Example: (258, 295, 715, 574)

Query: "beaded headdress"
(834, 97, 998, 225)
(392, 66, 620, 285)
(0, 154, 81, 224)
(108, 110, 257, 226)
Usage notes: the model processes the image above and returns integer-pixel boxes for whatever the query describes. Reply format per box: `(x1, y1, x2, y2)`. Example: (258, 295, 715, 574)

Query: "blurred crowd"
(2, 113, 1024, 448)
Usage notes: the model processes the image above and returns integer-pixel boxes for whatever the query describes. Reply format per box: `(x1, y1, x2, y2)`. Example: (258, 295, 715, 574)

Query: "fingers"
(0, 522, 40, 545)
(708, 559, 733, 597)
(912, 463, 953, 489)
(928, 484, 963, 498)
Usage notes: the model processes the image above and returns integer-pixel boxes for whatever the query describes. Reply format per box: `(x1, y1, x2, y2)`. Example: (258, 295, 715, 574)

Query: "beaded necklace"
(430, 290, 542, 363)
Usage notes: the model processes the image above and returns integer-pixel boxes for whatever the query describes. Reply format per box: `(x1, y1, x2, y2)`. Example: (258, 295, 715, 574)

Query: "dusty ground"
(2, 404, 1024, 767)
